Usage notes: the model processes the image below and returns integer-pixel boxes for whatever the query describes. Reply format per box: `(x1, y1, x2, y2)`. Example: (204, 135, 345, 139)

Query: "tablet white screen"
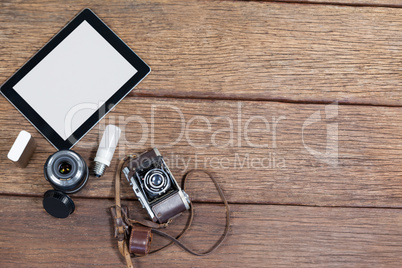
(13, 20, 137, 140)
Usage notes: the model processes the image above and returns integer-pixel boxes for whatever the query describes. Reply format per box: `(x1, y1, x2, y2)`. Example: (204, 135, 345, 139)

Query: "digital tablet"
(1, 8, 150, 150)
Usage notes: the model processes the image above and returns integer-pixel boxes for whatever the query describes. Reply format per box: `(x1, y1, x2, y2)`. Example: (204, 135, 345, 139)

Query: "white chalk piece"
(8, 131, 37, 168)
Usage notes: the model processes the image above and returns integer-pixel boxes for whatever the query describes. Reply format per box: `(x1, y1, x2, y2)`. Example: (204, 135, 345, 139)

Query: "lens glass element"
(58, 162, 72, 175)
(151, 174, 163, 187)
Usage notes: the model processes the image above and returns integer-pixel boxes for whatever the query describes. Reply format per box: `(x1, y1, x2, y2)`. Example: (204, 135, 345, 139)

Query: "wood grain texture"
(269, 0, 402, 7)
(1, 96, 401, 207)
(0, 0, 401, 105)
(0, 1, 401, 267)
(1, 195, 401, 267)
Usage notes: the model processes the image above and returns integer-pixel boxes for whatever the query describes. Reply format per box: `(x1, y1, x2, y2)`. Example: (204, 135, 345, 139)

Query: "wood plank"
(1, 96, 401, 207)
(271, 0, 402, 7)
(0, 1, 401, 105)
(1, 195, 401, 267)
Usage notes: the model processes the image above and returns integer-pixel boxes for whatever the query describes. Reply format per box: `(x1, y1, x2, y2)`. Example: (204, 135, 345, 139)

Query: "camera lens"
(151, 174, 163, 187)
(144, 169, 171, 196)
(44, 150, 88, 194)
(58, 162, 72, 175)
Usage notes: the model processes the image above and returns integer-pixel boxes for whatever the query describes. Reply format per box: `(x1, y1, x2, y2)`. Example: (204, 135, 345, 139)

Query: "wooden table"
(1, 0, 401, 267)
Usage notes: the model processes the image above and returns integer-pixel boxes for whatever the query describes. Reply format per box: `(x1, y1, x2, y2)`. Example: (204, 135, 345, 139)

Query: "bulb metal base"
(94, 161, 107, 177)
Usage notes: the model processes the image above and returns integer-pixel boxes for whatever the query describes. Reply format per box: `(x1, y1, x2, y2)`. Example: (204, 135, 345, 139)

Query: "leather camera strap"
(113, 156, 134, 268)
(112, 156, 230, 268)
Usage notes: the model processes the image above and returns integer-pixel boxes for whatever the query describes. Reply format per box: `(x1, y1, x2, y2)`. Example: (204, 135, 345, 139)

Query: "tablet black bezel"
(0, 8, 150, 150)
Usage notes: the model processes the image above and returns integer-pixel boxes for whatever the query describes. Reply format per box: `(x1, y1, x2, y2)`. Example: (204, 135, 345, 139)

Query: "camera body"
(123, 148, 190, 223)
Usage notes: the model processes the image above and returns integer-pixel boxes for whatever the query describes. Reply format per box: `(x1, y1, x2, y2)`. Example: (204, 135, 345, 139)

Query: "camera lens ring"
(144, 169, 171, 196)
(44, 150, 88, 194)
(58, 162, 72, 175)
(52, 155, 78, 180)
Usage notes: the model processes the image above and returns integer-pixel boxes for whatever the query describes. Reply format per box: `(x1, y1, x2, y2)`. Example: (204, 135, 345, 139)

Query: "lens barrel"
(144, 169, 171, 196)
(44, 150, 88, 194)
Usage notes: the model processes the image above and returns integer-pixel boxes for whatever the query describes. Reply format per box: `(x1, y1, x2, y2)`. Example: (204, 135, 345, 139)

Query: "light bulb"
(94, 125, 121, 177)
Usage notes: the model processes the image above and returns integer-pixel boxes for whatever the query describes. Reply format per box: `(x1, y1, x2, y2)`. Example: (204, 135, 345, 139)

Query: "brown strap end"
(129, 226, 153, 255)
(110, 205, 129, 239)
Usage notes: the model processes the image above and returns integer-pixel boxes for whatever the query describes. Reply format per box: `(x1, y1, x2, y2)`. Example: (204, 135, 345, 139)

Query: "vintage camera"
(123, 148, 190, 223)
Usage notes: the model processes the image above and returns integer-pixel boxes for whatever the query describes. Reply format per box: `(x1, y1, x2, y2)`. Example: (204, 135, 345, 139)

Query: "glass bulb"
(94, 125, 121, 177)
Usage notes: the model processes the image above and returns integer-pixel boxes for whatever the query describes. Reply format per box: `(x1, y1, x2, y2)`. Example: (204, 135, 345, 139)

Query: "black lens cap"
(43, 190, 75, 218)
